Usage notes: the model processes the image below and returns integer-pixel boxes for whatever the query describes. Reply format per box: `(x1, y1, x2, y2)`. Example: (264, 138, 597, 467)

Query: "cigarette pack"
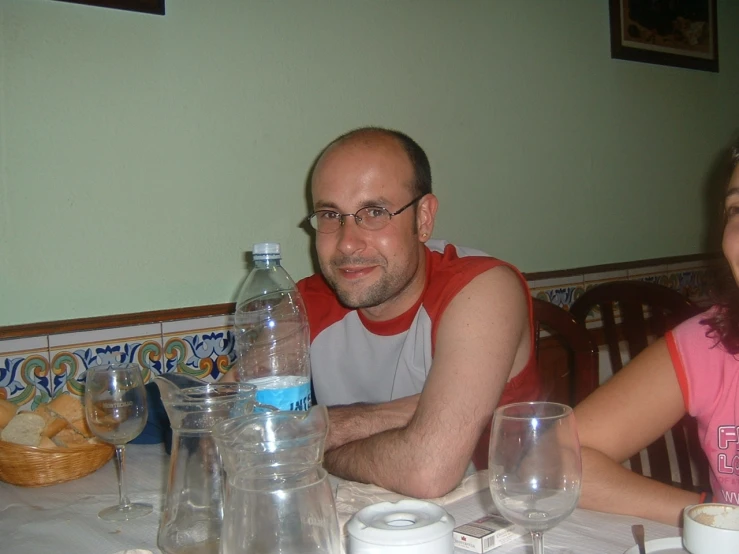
(452, 514, 525, 553)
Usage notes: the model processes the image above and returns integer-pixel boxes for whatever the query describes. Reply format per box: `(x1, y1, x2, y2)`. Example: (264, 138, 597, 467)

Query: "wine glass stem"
(114, 445, 131, 509)
(531, 531, 544, 554)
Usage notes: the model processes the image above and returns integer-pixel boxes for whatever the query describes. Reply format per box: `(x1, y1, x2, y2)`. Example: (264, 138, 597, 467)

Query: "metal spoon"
(632, 524, 647, 554)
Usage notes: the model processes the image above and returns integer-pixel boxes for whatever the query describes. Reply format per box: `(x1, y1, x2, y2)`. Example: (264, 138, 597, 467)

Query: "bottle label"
(255, 381, 312, 412)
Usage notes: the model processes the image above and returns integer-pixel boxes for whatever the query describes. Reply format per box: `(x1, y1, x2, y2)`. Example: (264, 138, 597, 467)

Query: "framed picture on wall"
(56, 0, 165, 16)
(608, 0, 718, 72)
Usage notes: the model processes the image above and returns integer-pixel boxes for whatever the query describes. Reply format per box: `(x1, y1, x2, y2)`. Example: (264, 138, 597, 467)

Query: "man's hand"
(322, 266, 532, 498)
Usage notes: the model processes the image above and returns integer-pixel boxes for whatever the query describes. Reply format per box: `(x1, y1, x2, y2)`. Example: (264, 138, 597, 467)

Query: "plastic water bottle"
(233, 242, 312, 411)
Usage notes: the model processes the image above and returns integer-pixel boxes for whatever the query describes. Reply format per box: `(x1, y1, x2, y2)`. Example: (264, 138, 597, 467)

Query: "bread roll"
(52, 427, 89, 447)
(0, 412, 45, 446)
(33, 404, 69, 438)
(37, 436, 58, 449)
(0, 398, 18, 428)
(48, 393, 93, 438)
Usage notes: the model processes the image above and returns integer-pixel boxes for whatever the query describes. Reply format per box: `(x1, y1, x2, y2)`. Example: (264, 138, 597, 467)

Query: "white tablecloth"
(0, 444, 681, 554)
(0, 444, 166, 554)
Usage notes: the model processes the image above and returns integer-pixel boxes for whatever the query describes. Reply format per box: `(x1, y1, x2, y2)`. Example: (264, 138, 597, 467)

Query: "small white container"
(683, 503, 739, 554)
(347, 499, 455, 554)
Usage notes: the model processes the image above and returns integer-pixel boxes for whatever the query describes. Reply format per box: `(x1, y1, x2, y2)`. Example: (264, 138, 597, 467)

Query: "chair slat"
(620, 300, 649, 360)
(599, 304, 622, 373)
(569, 281, 708, 492)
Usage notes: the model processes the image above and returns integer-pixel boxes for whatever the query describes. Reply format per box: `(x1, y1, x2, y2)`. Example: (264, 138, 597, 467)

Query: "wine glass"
(488, 402, 581, 554)
(84, 362, 153, 521)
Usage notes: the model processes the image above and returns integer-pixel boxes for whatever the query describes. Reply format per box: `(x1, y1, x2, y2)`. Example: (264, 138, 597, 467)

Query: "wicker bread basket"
(0, 439, 115, 487)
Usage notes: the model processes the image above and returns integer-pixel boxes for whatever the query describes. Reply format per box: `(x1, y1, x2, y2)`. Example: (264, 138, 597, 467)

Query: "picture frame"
(608, 0, 718, 72)
(56, 0, 165, 16)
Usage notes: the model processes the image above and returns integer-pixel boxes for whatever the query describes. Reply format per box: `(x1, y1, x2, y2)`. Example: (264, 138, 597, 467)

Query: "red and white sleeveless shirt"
(297, 240, 539, 410)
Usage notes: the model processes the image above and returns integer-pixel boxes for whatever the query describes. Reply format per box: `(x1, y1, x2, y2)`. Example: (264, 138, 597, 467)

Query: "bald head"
(314, 127, 432, 198)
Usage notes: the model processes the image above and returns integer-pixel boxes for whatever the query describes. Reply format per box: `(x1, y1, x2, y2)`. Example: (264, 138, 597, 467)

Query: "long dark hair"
(702, 140, 739, 354)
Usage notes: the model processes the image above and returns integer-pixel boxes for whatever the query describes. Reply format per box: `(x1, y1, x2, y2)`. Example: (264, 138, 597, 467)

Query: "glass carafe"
(155, 376, 264, 554)
(212, 405, 340, 554)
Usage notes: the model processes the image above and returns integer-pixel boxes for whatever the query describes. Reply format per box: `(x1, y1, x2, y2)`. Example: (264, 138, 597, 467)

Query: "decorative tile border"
(0, 336, 50, 409)
(0, 320, 233, 407)
(162, 316, 234, 382)
(529, 275, 584, 311)
(0, 256, 719, 406)
(49, 324, 163, 397)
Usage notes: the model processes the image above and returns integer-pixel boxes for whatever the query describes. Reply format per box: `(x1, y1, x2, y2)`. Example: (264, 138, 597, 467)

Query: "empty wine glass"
(84, 362, 153, 521)
(488, 402, 581, 554)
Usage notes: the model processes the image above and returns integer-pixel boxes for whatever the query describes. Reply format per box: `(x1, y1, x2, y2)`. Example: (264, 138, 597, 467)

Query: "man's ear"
(416, 194, 438, 242)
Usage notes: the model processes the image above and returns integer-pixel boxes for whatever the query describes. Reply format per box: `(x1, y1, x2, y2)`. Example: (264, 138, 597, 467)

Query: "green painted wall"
(1, 0, 738, 326)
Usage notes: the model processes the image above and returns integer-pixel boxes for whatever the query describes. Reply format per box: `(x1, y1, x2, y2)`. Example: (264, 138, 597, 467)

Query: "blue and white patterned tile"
(528, 275, 584, 310)
(666, 269, 712, 304)
(534, 286, 586, 310)
(48, 324, 163, 396)
(162, 316, 234, 382)
(665, 260, 710, 301)
(0, 336, 50, 409)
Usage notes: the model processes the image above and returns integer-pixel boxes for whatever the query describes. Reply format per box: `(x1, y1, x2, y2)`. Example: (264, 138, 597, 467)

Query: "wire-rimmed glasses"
(306, 194, 424, 233)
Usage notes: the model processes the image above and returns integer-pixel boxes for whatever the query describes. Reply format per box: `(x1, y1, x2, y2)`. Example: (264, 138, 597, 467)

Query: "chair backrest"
(568, 280, 708, 491)
(569, 280, 700, 373)
(532, 297, 599, 407)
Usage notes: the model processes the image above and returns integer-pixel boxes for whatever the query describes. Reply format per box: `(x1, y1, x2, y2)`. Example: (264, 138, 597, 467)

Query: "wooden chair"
(470, 297, 598, 471)
(532, 297, 599, 407)
(569, 280, 700, 374)
(569, 280, 709, 491)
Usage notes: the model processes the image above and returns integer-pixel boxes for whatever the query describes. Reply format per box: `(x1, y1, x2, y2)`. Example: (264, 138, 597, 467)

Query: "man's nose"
(336, 214, 366, 254)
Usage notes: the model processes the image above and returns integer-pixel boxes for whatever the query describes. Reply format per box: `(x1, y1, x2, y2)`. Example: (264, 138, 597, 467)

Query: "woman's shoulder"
(671, 306, 721, 346)
(667, 306, 736, 418)
(669, 305, 736, 381)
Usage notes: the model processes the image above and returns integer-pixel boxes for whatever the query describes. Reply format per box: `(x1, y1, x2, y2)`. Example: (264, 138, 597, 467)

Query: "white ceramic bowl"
(683, 503, 739, 554)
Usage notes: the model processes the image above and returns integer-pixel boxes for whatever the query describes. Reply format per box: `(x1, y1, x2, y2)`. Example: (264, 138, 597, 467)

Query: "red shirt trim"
(666, 330, 691, 413)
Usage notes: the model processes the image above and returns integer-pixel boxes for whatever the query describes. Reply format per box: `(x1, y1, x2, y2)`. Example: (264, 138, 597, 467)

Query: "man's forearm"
(324, 424, 463, 499)
(324, 395, 470, 498)
(325, 395, 419, 451)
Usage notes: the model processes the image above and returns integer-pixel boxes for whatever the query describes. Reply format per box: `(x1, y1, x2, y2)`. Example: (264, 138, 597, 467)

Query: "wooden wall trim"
(0, 303, 235, 340)
(1, 252, 719, 341)
(523, 252, 721, 281)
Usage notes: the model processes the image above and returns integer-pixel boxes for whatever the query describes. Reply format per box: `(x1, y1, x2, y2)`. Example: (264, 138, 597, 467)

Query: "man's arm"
(324, 394, 419, 451)
(324, 266, 531, 498)
(574, 339, 699, 526)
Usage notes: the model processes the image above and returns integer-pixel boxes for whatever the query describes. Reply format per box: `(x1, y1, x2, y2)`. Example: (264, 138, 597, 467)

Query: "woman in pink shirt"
(576, 138, 739, 526)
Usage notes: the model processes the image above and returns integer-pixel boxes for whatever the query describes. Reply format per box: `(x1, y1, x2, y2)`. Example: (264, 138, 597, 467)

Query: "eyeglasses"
(306, 195, 425, 234)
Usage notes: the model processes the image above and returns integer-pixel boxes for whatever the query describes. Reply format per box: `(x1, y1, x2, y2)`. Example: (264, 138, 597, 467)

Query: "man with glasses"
(299, 127, 539, 498)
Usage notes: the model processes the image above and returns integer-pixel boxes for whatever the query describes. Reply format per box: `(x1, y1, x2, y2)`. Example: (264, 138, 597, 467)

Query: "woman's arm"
(574, 338, 700, 526)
